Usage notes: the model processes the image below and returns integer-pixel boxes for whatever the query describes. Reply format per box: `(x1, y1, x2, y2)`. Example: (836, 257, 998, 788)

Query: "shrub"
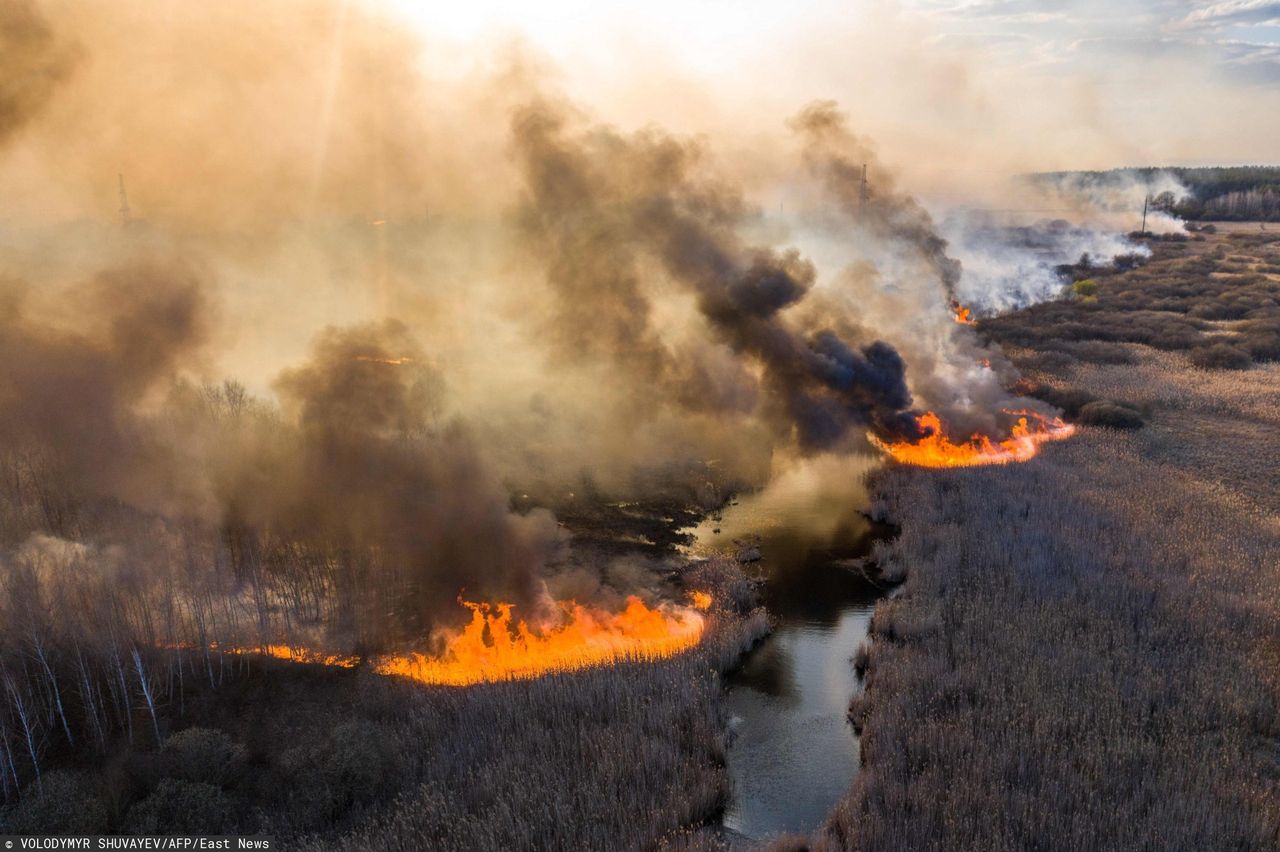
(0, 771, 108, 834)
(318, 722, 404, 808)
(1019, 383, 1097, 418)
(1076, 401, 1145, 429)
(274, 720, 406, 827)
(159, 727, 248, 787)
(1073, 279, 1098, 298)
(1188, 343, 1252, 370)
(1240, 329, 1280, 361)
(126, 779, 238, 834)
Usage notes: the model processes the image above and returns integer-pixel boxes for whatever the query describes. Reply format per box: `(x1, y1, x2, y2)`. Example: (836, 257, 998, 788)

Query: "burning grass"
(868, 410, 1075, 468)
(0, 556, 766, 844)
(375, 595, 708, 687)
(215, 595, 712, 687)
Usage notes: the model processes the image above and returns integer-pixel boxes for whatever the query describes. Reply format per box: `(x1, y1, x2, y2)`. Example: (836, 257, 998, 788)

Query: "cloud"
(1181, 0, 1280, 29)
(1065, 29, 1280, 81)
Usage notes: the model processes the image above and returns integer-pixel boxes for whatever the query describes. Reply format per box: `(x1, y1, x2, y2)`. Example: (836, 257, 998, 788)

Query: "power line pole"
(118, 173, 131, 227)
(859, 163, 869, 216)
(1140, 194, 1149, 234)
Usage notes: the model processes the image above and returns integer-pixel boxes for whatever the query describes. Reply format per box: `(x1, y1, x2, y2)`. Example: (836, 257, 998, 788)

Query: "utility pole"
(859, 163, 869, 216)
(117, 173, 131, 227)
(1140, 194, 1149, 234)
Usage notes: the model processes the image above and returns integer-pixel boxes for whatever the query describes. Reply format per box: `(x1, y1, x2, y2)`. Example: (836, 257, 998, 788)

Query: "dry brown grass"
(815, 232, 1280, 851)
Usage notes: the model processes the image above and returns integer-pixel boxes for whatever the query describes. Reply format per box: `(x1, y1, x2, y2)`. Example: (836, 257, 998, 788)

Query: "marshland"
(3, 2, 1280, 850)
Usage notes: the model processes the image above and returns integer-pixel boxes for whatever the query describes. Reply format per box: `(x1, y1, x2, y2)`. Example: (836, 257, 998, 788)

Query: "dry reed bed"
(815, 232, 1280, 850)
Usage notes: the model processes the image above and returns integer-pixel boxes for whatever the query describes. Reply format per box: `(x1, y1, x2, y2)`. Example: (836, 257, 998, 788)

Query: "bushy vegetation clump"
(1189, 342, 1253, 370)
(984, 231, 1280, 372)
(1075, 400, 1145, 429)
(0, 770, 108, 834)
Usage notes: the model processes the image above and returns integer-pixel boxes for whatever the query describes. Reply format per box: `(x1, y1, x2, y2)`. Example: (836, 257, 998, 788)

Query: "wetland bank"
(5, 1, 1280, 847)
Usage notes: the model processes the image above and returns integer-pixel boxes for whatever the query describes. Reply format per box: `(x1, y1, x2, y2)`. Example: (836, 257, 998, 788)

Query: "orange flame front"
(210, 596, 707, 686)
(952, 303, 976, 325)
(870, 410, 1075, 467)
(374, 595, 707, 686)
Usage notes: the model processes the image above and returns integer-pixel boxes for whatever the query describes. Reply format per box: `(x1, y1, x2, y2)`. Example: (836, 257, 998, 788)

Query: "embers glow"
(213, 595, 708, 687)
(870, 409, 1075, 467)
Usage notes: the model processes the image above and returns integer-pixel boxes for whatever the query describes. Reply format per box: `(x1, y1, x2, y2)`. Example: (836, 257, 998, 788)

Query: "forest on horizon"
(1034, 166, 1280, 221)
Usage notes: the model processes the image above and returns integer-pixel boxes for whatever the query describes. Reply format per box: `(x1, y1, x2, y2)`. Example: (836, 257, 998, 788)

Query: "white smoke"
(1029, 169, 1193, 235)
(940, 212, 1148, 313)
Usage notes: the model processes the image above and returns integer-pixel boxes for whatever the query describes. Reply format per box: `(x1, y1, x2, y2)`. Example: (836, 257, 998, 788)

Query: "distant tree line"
(1037, 166, 1280, 221)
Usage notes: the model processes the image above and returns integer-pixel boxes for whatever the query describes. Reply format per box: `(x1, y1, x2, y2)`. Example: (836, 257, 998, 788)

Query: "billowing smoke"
(263, 321, 559, 635)
(0, 264, 558, 646)
(792, 101, 962, 300)
(513, 101, 925, 451)
(941, 214, 1147, 313)
(0, 0, 1116, 659)
(0, 1, 78, 146)
(1028, 169, 1191, 235)
(0, 261, 210, 522)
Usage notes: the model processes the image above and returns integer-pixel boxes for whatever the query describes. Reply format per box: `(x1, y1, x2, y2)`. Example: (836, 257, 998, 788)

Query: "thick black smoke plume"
(0, 261, 210, 524)
(263, 321, 559, 637)
(513, 101, 926, 449)
(0, 261, 558, 647)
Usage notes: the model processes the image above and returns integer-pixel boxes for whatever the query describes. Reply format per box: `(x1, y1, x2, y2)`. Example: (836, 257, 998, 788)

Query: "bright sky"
(386, 0, 1280, 80)
(384, 0, 1280, 170)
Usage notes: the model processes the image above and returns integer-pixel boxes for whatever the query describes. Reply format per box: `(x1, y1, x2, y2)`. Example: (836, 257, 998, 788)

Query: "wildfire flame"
(952, 302, 976, 325)
(204, 595, 708, 687)
(870, 409, 1075, 468)
(375, 596, 707, 686)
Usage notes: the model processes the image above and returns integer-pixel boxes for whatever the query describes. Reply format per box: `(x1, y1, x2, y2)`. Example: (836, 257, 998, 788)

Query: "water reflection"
(690, 455, 888, 840)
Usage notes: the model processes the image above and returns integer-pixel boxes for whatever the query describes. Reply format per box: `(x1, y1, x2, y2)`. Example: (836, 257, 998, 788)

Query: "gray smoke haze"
(792, 101, 962, 300)
(1029, 169, 1191, 236)
(0, 261, 210, 519)
(942, 214, 1147, 314)
(0, 0, 1114, 653)
(264, 321, 559, 635)
(513, 100, 926, 451)
(0, 260, 558, 646)
(0, 1, 78, 147)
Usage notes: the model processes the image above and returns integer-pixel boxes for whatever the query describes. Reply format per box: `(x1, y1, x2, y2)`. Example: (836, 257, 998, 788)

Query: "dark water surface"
(690, 487, 888, 840)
